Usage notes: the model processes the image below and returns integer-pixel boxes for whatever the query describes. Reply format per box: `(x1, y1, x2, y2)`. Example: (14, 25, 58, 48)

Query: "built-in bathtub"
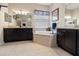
(33, 31, 57, 47)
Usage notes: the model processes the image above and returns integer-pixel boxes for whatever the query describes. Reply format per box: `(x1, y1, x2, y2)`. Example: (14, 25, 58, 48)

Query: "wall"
(0, 3, 8, 45)
(8, 3, 50, 29)
(50, 3, 65, 28)
(0, 12, 5, 45)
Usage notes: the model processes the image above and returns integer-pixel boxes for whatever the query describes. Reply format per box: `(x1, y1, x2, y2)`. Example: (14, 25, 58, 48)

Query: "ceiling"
(8, 3, 50, 14)
(39, 3, 79, 10)
(38, 3, 79, 10)
(8, 3, 79, 10)
(65, 3, 79, 10)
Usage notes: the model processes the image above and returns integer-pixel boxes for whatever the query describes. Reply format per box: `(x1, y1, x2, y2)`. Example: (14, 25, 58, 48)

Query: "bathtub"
(33, 31, 57, 47)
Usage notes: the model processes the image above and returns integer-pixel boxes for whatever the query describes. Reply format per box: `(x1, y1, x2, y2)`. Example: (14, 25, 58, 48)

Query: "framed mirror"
(52, 8, 59, 21)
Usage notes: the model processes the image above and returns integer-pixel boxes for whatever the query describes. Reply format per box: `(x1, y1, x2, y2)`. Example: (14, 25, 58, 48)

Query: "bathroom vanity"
(3, 28, 33, 42)
(57, 28, 79, 55)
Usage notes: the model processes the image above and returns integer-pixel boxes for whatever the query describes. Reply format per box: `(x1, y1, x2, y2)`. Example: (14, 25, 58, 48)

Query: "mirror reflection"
(65, 4, 79, 27)
(13, 13, 32, 28)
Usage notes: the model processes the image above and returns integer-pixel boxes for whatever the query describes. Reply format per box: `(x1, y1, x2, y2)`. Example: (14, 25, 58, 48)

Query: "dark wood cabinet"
(57, 29, 76, 55)
(57, 29, 65, 48)
(4, 28, 33, 42)
(77, 30, 79, 55)
(64, 30, 76, 55)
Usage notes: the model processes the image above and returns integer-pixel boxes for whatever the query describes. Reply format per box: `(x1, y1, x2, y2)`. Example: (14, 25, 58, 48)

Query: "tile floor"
(0, 41, 72, 56)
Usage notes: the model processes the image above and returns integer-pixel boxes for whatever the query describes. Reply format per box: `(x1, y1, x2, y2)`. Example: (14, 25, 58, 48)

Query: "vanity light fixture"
(12, 10, 29, 15)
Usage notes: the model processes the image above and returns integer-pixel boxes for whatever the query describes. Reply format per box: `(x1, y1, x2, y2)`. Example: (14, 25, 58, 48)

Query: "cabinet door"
(57, 29, 66, 48)
(4, 29, 14, 42)
(4, 28, 33, 42)
(77, 30, 79, 55)
(64, 29, 76, 55)
(4, 28, 20, 42)
(13, 29, 22, 41)
(20, 28, 33, 41)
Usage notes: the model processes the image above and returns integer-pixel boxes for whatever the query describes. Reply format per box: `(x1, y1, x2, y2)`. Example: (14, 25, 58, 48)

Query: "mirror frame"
(52, 8, 59, 21)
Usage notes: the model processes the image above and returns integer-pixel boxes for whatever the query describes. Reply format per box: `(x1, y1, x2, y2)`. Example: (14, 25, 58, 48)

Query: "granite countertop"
(4, 27, 33, 29)
(57, 26, 79, 29)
